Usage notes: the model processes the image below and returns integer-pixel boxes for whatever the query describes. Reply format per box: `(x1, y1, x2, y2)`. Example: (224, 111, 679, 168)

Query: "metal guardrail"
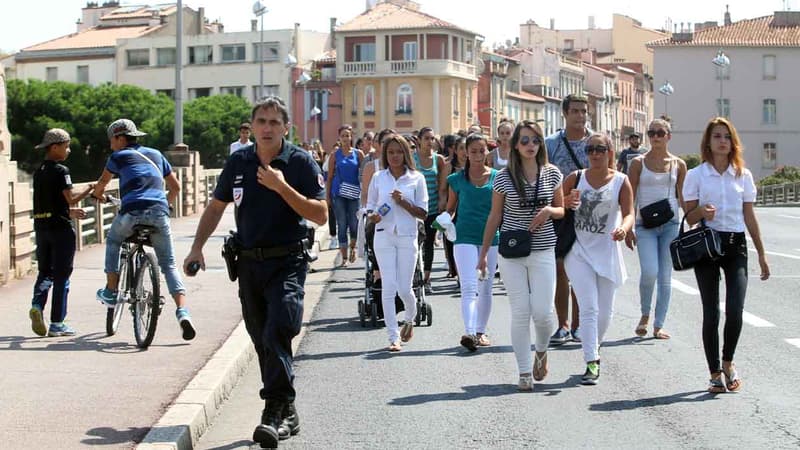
(757, 182, 800, 205)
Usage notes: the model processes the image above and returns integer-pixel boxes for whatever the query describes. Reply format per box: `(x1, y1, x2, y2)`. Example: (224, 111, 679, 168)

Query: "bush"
(680, 153, 701, 170)
(758, 166, 800, 186)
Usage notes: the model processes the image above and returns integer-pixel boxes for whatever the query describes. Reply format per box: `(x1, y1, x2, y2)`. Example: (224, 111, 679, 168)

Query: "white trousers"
(565, 251, 617, 363)
(373, 230, 418, 343)
(498, 248, 557, 374)
(454, 244, 498, 335)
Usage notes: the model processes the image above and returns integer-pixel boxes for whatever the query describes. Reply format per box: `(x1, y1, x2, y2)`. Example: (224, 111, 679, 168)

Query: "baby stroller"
(358, 218, 432, 328)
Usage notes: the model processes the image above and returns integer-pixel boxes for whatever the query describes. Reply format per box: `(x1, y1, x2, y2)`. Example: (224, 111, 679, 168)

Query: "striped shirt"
(494, 165, 563, 251)
(413, 152, 441, 216)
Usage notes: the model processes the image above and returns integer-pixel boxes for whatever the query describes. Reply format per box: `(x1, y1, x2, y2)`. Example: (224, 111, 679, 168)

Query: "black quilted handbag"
(669, 217, 723, 271)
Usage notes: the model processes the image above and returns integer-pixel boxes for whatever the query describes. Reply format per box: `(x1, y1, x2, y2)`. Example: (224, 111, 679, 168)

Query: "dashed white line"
(748, 248, 800, 260)
(718, 302, 776, 328)
(671, 278, 700, 296)
(777, 214, 800, 220)
(787, 339, 800, 349)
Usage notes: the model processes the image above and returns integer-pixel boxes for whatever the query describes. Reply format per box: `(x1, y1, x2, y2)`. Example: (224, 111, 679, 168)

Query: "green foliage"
(758, 166, 800, 186)
(7, 80, 250, 181)
(680, 153, 701, 170)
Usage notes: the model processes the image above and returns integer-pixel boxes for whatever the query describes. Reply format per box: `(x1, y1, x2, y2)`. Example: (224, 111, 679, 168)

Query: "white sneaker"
(328, 240, 339, 250)
(518, 374, 534, 391)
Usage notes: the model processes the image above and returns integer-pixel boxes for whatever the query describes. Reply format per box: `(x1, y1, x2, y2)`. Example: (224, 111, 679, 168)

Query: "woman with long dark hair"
(326, 125, 365, 266)
(413, 127, 448, 292)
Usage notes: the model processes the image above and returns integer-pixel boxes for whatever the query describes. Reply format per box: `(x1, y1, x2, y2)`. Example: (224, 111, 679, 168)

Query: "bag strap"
(561, 130, 584, 170)
(128, 148, 165, 189)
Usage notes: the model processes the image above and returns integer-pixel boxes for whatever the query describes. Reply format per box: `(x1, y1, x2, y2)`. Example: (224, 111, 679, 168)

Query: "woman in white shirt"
(682, 117, 770, 393)
(563, 132, 634, 386)
(366, 135, 428, 352)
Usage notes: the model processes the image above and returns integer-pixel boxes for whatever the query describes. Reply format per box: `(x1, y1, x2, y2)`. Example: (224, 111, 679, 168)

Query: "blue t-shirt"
(106, 144, 171, 215)
(545, 129, 591, 176)
(448, 169, 499, 246)
(332, 148, 360, 198)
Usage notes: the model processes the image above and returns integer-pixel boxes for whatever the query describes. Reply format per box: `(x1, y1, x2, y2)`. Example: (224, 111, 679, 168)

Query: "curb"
(138, 223, 333, 450)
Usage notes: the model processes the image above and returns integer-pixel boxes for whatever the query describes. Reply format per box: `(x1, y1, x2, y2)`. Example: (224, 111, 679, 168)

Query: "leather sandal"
(723, 364, 742, 392)
(533, 352, 548, 381)
(653, 328, 671, 340)
(635, 324, 648, 337)
(708, 373, 726, 393)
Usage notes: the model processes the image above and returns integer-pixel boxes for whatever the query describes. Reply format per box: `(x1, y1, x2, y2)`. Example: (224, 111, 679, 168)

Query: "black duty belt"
(240, 241, 305, 261)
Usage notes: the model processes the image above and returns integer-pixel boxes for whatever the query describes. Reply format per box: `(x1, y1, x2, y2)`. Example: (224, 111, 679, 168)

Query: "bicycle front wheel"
(105, 256, 129, 336)
(132, 251, 161, 349)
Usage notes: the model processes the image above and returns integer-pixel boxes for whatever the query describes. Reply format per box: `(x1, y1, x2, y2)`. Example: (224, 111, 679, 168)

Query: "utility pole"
(174, 0, 184, 144)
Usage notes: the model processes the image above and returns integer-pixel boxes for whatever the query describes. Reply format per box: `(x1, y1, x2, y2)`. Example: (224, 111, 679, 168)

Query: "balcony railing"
(342, 61, 376, 75)
(391, 60, 417, 73)
(340, 59, 476, 79)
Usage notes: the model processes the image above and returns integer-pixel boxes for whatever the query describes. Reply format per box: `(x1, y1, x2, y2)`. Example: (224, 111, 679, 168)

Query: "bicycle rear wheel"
(132, 251, 161, 349)
(105, 256, 129, 336)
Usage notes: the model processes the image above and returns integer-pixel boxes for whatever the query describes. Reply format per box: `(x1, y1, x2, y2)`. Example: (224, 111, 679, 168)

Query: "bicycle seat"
(125, 225, 158, 245)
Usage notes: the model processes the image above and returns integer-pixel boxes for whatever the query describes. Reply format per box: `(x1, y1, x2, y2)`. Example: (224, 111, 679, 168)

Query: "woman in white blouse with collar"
(366, 135, 428, 352)
(683, 117, 770, 394)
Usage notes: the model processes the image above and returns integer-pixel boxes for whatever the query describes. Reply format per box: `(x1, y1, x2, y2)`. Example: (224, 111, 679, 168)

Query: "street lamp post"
(297, 71, 312, 143)
(712, 49, 730, 116)
(252, 1, 267, 98)
(658, 80, 674, 117)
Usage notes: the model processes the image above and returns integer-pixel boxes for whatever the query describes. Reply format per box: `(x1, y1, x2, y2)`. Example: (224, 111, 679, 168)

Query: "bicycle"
(104, 202, 165, 348)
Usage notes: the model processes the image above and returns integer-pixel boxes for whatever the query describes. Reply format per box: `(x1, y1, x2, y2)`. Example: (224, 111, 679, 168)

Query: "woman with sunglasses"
(413, 127, 448, 293)
(326, 125, 365, 266)
(563, 132, 634, 385)
(479, 121, 565, 390)
(625, 119, 686, 340)
(683, 117, 769, 393)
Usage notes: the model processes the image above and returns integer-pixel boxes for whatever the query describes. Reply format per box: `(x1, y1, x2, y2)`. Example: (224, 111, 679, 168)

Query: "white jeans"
(454, 244, 497, 335)
(498, 249, 557, 374)
(373, 229, 418, 343)
(565, 252, 617, 363)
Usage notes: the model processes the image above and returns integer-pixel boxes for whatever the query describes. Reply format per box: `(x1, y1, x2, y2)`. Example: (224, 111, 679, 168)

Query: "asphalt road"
(200, 207, 800, 449)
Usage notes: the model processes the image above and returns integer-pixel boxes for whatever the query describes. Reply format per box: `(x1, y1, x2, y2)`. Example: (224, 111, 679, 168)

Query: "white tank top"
(636, 158, 679, 222)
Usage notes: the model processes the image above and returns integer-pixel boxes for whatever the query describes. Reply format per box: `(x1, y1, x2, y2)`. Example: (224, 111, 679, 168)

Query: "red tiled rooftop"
(648, 14, 800, 47)
(336, 1, 476, 35)
(22, 25, 161, 51)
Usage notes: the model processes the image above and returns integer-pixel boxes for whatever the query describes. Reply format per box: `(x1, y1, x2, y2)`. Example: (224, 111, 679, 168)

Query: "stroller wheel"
(425, 303, 433, 326)
(358, 300, 366, 328)
(370, 302, 379, 328)
(414, 302, 422, 326)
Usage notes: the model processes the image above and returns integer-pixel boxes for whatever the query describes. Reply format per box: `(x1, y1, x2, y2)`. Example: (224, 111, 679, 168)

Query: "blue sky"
(1, 0, 796, 53)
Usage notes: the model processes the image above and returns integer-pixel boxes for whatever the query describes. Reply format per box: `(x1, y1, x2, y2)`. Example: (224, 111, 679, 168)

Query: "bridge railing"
(758, 182, 800, 205)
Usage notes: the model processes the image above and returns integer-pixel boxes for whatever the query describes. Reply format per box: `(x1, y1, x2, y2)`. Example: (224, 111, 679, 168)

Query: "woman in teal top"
(413, 127, 448, 290)
(446, 133, 499, 351)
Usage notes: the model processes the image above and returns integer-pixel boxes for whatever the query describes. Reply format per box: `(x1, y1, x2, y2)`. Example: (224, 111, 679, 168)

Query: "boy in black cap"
(30, 128, 95, 336)
(617, 132, 647, 174)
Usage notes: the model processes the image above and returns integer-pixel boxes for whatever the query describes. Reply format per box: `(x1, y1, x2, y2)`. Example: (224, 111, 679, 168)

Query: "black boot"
(253, 400, 284, 448)
(277, 402, 300, 440)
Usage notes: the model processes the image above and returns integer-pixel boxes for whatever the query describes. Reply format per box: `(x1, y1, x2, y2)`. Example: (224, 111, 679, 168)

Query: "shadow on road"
(0, 332, 189, 353)
(203, 439, 255, 450)
(389, 377, 583, 405)
(82, 425, 150, 446)
(589, 390, 717, 411)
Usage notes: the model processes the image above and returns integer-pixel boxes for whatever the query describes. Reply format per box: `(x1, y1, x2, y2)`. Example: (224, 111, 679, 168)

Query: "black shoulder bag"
(639, 159, 675, 229)
(498, 171, 540, 259)
(555, 170, 582, 258)
(669, 216, 723, 271)
(561, 131, 584, 170)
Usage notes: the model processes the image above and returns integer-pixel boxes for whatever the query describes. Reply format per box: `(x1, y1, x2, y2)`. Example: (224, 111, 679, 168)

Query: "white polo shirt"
(230, 140, 251, 155)
(683, 162, 756, 232)
(366, 168, 428, 236)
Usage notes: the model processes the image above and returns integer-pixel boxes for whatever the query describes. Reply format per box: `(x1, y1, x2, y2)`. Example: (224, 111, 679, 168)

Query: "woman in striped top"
(413, 127, 448, 291)
(478, 120, 565, 391)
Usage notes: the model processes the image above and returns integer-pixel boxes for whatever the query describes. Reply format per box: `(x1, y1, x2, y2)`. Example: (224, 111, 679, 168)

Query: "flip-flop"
(723, 366, 742, 392)
(653, 329, 671, 340)
(635, 324, 648, 337)
(708, 375, 726, 393)
(533, 352, 548, 381)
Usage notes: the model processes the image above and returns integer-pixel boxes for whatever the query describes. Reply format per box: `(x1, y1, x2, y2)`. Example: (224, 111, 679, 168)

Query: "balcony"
(339, 59, 477, 80)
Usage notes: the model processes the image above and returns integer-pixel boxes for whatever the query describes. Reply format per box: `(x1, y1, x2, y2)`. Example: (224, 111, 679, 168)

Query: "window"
(396, 83, 412, 114)
(403, 42, 417, 61)
(45, 66, 58, 81)
(156, 89, 174, 99)
(353, 43, 375, 62)
(351, 84, 358, 115)
(466, 88, 473, 118)
(156, 47, 176, 66)
(364, 85, 375, 114)
(76, 65, 89, 84)
(221, 44, 246, 62)
(763, 99, 777, 124)
(221, 86, 245, 97)
(252, 84, 279, 101)
(253, 42, 280, 62)
(188, 87, 211, 100)
(763, 55, 776, 79)
(127, 49, 149, 67)
(452, 85, 459, 116)
(189, 46, 212, 64)
(762, 143, 777, 169)
(564, 39, 574, 51)
(716, 98, 730, 118)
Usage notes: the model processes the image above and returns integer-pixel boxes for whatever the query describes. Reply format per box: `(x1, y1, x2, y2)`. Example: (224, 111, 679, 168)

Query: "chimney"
(550, 18, 555, 30)
(148, 9, 160, 27)
(724, 5, 731, 26)
(76, 18, 83, 32)
(330, 17, 337, 50)
(251, 19, 257, 32)
(588, 15, 596, 29)
(197, 7, 204, 34)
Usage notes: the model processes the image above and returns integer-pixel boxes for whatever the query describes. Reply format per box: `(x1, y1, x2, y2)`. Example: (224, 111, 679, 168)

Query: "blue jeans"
(333, 196, 359, 246)
(105, 209, 185, 296)
(635, 219, 679, 329)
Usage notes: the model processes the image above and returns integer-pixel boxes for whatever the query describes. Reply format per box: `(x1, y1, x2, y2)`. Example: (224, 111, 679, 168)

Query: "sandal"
(388, 341, 402, 352)
(533, 352, 548, 381)
(653, 329, 671, 340)
(635, 324, 648, 337)
(723, 365, 742, 392)
(708, 373, 726, 393)
(348, 247, 356, 263)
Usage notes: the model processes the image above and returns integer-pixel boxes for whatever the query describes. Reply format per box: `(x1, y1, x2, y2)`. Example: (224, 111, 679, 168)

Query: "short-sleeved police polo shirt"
(33, 160, 73, 231)
(214, 139, 325, 249)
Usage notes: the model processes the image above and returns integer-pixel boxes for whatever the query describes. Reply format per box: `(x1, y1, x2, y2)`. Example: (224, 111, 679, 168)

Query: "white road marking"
(787, 339, 800, 349)
(671, 279, 700, 296)
(778, 214, 800, 220)
(749, 248, 800, 260)
(718, 302, 776, 328)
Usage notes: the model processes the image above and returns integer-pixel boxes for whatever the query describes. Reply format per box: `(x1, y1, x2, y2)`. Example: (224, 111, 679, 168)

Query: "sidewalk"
(0, 209, 331, 449)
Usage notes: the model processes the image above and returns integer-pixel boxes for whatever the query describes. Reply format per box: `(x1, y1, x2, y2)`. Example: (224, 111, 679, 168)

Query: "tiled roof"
(336, 2, 474, 34)
(22, 25, 161, 51)
(648, 15, 800, 47)
(506, 91, 545, 103)
(101, 5, 177, 20)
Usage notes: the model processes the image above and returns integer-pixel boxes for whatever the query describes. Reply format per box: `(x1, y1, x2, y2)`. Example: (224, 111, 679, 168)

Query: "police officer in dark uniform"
(183, 96, 327, 448)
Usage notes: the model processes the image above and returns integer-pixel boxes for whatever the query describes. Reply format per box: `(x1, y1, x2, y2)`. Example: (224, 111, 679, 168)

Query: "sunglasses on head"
(586, 145, 609, 154)
(519, 135, 542, 146)
(647, 129, 668, 138)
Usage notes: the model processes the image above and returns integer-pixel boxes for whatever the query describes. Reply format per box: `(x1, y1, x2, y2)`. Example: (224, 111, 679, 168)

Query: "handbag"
(498, 169, 542, 258)
(555, 170, 581, 258)
(338, 181, 361, 200)
(639, 160, 675, 229)
(669, 217, 723, 271)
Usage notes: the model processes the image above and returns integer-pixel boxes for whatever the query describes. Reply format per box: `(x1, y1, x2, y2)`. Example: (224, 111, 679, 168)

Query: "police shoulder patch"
(317, 173, 325, 189)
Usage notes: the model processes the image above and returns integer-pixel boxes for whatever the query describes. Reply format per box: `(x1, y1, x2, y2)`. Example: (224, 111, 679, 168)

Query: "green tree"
(182, 94, 251, 168)
(680, 153, 701, 170)
(758, 166, 800, 186)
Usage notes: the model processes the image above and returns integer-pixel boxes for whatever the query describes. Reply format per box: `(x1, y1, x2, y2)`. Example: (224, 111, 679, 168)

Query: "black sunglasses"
(519, 135, 542, 146)
(586, 145, 609, 154)
(647, 129, 668, 138)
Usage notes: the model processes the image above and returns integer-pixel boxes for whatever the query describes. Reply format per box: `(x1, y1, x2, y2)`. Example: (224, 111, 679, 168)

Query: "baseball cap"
(629, 132, 641, 138)
(35, 128, 71, 149)
(107, 119, 147, 139)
